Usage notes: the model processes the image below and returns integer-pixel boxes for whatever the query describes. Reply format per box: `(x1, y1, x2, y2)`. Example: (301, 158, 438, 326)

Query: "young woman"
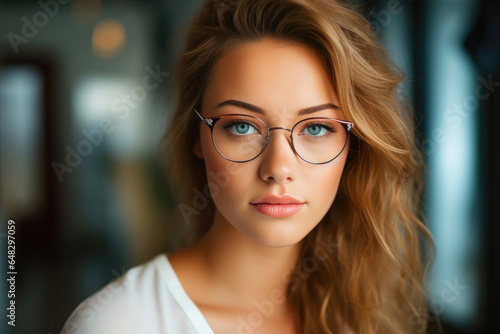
(63, 0, 433, 333)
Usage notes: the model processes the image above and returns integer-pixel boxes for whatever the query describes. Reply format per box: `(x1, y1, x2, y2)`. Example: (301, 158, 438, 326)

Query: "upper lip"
(250, 195, 304, 205)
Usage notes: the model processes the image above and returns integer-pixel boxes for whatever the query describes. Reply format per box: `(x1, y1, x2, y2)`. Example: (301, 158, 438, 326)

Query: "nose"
(258, 128, 297, 183)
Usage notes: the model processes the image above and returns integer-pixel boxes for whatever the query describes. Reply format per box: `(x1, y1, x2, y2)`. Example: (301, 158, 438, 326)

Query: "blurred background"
(0, 0, 498, 333)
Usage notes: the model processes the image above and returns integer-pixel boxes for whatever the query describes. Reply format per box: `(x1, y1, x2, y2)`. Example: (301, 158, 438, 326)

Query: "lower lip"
(251, 203, 304, 218)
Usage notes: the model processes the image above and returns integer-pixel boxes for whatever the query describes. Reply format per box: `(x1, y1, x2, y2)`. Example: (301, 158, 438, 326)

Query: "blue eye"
(227, 122, 258, 135)
(304, 124, 328, 136)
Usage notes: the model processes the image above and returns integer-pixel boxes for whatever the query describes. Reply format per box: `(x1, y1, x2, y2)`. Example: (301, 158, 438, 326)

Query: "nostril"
(265, 174, 292, 183)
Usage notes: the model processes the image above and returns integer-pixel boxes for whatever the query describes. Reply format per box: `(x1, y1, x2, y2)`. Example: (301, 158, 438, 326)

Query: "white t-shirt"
(62, 254, 215, 334)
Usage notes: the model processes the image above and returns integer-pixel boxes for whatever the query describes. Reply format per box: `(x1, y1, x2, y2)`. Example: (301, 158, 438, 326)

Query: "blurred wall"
(0, 1, 199, 332)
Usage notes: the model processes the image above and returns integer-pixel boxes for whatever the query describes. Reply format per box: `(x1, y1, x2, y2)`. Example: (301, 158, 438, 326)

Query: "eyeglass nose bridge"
(262, 126, 296, 155)
(268, 126, 292, 133)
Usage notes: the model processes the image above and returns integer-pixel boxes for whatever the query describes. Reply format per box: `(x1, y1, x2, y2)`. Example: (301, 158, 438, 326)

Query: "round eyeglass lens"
(291, 118, 348, 164)
(211, 115, 268, 162)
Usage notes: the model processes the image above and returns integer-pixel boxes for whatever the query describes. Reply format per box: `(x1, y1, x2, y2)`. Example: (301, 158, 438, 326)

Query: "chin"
(241, 222, 311, 248)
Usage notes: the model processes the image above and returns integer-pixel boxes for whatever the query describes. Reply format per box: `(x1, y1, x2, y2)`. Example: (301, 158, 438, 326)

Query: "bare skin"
(169, 38, 349, 333)
(169, 217, 301, 333)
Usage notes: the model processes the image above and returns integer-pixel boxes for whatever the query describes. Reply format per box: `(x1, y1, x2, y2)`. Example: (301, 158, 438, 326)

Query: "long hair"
(162, 0, 434, 332)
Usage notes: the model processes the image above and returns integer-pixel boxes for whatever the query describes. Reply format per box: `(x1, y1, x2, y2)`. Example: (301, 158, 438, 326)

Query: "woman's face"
(195, 38, 349, 247)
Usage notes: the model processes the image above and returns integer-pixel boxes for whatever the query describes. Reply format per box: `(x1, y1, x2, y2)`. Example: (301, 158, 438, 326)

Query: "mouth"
(250, 195, 305, 218)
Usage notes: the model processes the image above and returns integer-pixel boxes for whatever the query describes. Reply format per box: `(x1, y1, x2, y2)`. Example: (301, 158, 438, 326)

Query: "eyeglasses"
(194, 109, 354, 165)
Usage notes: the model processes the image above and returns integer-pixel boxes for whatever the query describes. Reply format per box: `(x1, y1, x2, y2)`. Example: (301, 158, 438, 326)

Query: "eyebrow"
(215, 99, 340, 116)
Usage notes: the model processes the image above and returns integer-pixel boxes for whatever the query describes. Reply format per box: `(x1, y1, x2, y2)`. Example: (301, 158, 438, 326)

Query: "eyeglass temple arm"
(194, 108, 203, 119)
(193, 109, 214, 127)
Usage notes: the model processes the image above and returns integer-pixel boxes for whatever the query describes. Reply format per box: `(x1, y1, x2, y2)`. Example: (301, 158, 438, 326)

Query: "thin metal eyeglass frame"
(194, 108, 354, 165)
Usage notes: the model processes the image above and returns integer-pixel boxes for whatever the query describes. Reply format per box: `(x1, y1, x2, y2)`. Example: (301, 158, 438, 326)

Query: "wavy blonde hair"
(162, 0, 434, 332)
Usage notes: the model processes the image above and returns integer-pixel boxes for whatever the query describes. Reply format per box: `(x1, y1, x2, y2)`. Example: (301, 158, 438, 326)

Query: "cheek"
(300, 155, 347, 208)
(201, 137, 250, 202)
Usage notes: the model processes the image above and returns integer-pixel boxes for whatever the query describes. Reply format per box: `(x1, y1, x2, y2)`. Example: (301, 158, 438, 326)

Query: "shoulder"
(62, 254, 174, 334)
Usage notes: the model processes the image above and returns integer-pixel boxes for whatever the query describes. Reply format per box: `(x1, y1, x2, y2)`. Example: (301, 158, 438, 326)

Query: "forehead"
(201, 38, 343, 120)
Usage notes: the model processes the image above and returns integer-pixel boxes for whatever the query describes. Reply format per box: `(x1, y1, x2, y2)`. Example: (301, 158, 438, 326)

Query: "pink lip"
(251, 203, 304, 218)
(250, 195, 305, 218)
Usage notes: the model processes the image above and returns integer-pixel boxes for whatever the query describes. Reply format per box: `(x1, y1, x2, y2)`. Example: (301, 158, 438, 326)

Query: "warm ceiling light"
(92, 19, 126, 58)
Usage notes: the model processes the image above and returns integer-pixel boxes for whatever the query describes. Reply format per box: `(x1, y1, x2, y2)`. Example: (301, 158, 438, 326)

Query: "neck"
(193, 209, 302, 307)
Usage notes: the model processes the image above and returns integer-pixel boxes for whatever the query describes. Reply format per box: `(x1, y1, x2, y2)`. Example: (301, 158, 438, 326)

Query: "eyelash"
(301, 122, 337, 133)
(223, 119, 260, 129)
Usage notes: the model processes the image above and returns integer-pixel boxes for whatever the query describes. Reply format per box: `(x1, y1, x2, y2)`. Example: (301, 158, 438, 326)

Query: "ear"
(193, 138, 204, 159)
